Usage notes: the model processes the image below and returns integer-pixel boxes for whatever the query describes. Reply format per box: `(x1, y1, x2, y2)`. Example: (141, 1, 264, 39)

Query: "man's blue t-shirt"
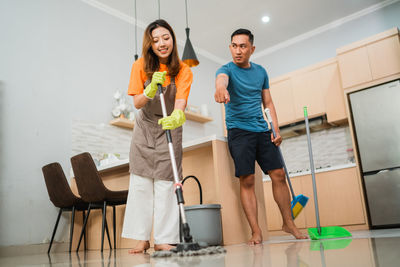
(216, 62, 270, 132)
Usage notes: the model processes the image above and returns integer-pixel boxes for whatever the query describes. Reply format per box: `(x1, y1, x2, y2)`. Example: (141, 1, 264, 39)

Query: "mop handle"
(157, 84, 188, 226)
(264, 108, 296, 199)
(157, 84, 181, 185)
(304, 107, 321, 234)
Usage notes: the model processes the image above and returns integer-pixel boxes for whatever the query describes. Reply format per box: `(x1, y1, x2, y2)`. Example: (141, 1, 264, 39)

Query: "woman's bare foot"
(282, 223, 308, 239)
(128, 240, 150, 254)
(248, 232, 263, 245)
(154, 244, 175, 251)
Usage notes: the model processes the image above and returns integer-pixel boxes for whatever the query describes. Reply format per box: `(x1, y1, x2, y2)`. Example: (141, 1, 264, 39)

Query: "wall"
(0, 0, 221, 247)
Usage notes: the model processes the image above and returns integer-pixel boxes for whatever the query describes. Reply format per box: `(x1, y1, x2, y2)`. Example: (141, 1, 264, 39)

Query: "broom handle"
(158, 84, 188, 225)
(264, 108, 296, 199)
(304, 107, 321, 234)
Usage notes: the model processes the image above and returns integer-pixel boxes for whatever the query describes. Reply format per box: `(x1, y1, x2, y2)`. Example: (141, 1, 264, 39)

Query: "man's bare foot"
(248, 232, 263, 245)
(282, 224, 308, 239)
(154, 244, 175, 251)
(128, 240, 150, 254)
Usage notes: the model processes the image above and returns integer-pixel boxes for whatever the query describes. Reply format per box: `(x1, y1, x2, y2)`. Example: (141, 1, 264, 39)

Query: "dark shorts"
(227, 128, 283, 178)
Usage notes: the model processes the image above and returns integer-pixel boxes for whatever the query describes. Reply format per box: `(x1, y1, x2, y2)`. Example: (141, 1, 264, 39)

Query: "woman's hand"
(144, 71, 167, 99)
(158, 109, 186, 130)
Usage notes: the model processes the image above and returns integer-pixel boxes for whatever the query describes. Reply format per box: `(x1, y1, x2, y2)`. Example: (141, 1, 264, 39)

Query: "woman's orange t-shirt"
(128, 57, 192, 101)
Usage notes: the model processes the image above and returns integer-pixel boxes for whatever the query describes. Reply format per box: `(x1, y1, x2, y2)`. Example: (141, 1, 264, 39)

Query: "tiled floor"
(1, 229, 400, 267)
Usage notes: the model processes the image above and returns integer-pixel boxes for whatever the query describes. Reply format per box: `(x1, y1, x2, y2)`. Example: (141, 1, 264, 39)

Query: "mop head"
(291, 194, 309, 219)
(151, 244, 226, 258)
(308, 226, 352, 240)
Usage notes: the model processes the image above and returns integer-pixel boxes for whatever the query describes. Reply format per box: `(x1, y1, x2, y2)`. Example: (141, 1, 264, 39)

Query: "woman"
(121, 19, 193, 253)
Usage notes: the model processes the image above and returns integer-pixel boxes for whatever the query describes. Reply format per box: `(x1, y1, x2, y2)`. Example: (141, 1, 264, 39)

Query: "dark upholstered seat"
(42, 162, 89, 253)
(71, 152, 128, 252)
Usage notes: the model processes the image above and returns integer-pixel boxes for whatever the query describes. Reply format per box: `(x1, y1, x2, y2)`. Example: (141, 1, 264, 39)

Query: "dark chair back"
(71, 152, 108, 203)
(42, 162, 78, 208)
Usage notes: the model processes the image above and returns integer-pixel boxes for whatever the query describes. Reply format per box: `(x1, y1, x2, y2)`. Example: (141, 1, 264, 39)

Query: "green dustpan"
(308, 226, 352, 240)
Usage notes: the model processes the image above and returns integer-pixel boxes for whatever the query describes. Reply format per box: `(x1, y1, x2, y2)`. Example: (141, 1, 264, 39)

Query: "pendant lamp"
(182, 0, 199, 67)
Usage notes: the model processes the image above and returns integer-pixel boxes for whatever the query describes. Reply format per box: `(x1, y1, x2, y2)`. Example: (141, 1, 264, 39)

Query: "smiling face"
(229, 34, 255, 68)
(151, 26, 173, 64)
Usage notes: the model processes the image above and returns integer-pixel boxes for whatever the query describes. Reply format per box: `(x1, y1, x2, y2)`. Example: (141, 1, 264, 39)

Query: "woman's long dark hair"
(142, 19, 181, 79)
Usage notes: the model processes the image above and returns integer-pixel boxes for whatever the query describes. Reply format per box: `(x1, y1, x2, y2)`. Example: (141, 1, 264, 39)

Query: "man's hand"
(215, 88, 230, 104)
(271, 132, 282, 146)
(158, 109, 186, 130)
(144, 71, 167, 99)
(215, 74, 230, 103)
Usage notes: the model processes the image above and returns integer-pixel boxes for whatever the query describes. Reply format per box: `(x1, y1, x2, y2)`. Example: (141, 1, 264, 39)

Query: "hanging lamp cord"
(185, 0, 188, 28)
(158, 0, 160, 19)
(134, 0, 138, 60)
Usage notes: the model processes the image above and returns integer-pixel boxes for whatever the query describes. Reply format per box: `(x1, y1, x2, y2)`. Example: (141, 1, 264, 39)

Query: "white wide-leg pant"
(121, 174, 179, 244)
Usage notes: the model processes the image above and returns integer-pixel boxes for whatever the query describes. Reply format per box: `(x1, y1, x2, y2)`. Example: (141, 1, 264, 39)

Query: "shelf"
(109, 117, 134, 129)
(109, 111, 212, 129)
(184, 111, 213, 123)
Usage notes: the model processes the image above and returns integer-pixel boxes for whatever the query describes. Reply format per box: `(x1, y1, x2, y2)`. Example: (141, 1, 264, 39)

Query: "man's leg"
(239, 174, 263, 245)
(268, 169, 307, 239)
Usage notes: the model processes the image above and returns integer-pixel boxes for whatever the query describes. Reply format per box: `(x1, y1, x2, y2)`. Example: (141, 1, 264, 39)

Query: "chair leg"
(48, 209, 63, 254)
(82, 210, 87, 251)
(101, 201, 106, 252)
(69, 206, 76, 253)
(104, 218, 112, 250)
(113, 205, 116, 249)
(77, 204, 91, 252)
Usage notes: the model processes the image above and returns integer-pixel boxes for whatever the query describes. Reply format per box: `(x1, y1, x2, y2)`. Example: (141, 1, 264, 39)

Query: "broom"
(303, 106, 352, 240)
(264, 108, 309, 219)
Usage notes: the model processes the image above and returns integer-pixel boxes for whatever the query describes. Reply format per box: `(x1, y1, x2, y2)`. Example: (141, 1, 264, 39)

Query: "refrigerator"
(349, 79, 400, 228)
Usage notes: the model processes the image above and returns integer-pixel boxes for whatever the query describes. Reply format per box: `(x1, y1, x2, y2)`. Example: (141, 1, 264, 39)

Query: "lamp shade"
(182, 28, 199, 67)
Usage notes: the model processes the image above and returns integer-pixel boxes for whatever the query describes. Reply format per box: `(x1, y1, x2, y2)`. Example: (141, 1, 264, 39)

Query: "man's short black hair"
(231, 29, 254, 45)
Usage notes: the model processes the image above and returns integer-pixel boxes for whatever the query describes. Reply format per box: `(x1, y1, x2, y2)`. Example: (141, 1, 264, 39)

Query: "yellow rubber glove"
(158, 109, 186, 130)
(143, 71, 167, 99)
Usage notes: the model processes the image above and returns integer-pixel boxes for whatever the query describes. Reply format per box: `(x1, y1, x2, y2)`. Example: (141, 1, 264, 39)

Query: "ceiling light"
(261, 16, 270, 23)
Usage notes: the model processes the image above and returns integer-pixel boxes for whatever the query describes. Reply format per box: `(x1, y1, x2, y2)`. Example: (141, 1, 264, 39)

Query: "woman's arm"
(174, 99, 187, 112)
(133, 94, 150, 109)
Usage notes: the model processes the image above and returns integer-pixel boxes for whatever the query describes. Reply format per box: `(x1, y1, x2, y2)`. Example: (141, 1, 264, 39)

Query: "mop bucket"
(181, 175, 223, 246)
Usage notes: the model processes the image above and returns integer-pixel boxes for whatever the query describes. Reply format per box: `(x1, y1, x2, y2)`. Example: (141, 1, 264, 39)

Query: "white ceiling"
(89, 0, 392, 63)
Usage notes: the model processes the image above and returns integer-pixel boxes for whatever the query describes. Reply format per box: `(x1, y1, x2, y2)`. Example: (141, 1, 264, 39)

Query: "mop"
(264, 108, 309, 219)
(152, 84, 226, 257)
(303, 106, 352, 240)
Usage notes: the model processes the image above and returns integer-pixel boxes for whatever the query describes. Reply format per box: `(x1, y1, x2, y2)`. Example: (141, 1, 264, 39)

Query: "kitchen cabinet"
(269, 58, 347, 126)
(269, 77, 297, 125)
(320, 62, 347, 123)
(337, 27, 400, 89)
(263, 167, 367, 233)
(291, 68, 326, 119)
(368, 34, 400, 80)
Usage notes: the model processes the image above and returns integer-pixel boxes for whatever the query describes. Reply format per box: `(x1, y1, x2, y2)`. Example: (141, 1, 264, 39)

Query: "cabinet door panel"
(269, 79, 296, 126)
(292, 69, 325, 119)
(320, 63, 347, 123)
(367, 35, 400, 80)
(337, 47, 373, 88)
(316, 168, 365, 226)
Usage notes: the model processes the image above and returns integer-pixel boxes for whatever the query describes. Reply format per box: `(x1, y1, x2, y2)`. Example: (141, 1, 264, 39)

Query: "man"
(214, 29, 307, 245)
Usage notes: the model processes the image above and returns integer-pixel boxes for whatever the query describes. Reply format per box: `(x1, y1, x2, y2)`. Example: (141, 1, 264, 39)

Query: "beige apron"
(129, 78, 183, 181)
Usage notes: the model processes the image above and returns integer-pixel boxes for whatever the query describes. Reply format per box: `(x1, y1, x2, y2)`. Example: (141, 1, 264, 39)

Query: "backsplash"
(72, 120, 132, 162)
(72, 120, 353, 174)
(280, 125, 353, 174)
